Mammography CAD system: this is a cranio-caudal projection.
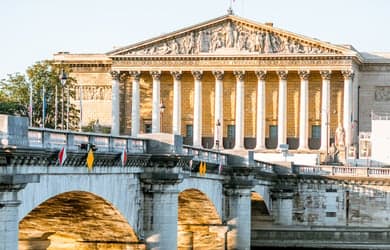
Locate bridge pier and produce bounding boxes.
[0,175,39,250]
[140,155,187,250]
[272,191,294,225]
[224,167,255,250]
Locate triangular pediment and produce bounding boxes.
[108,15,354,57]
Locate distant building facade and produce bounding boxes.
[53,13,390,153]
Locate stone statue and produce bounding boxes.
[328,142,339,163]
[224,22,235,48]
[335,123,345,148]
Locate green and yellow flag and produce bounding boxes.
[86,149,94,171]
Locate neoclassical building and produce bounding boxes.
[53,13,390,155]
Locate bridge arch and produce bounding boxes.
[178,188,226,249]
[18,172,141,235]
[19,191,144,249]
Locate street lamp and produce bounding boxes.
[216,119,221,151]
[160,101,165,132]
[59,69,67,130]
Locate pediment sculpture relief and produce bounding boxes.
[124,20,338,56]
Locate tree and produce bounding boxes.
[0,61,80,129]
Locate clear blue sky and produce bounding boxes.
[1,0,389,80]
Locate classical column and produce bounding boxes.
[298,70,310,150]
[110,71,120,136]
[192,70,203,147]
[255,70,266,150]
[213,70,224,150]
[320,70,331,151]
[277,70,288,148]
[151,71,161,133]
[171,71,182,135]
[342,70,354,148]
[233,71,245,149]
[130,71,141,137]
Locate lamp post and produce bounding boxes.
[216,119,221,151]
[160,101,165,132]
[59,69,67,130]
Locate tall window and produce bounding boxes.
[186,124,193,138]
[144,124,152,134]
[227,125,235,138]
[312,125,321,139]
[269,125,278,139]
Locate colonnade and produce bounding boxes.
[110,69,355,151]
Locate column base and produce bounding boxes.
[254,146,265,151]
[297,146,309,152]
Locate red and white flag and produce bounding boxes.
[218,162,223,174]
[121,148,127,167]
[58,147,67,166]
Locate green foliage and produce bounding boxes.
[0,61,80,129]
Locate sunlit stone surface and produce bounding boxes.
[19,191,144,250]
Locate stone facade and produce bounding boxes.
[53,14,390,154]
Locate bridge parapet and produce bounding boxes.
[182,145,227,165]
[293,165,390,178]
[28,128,146,153]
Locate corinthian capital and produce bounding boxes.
[192,70,203,80]
[277,70,288,80]
[212,70,224,80]
[150,71,161,80]
[129,71,141,81]
[298,70,310,81]
[233,70,245,81]
[255,70,267,80]
[341,70,354,80]
[320,70,332,80]
[110,70,120,80]
[171,71,182,80]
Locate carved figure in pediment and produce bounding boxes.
[263,32,273,53]
[158,42,171,55]
[196,31,204,53]
[237,31,248,51]
[255,31,264,52]
[183,32,195,54]
[270,34,283,53]
[224,21,235,48]
[171,39,180,54]
[210,32,223,52]
[247,31,256,52]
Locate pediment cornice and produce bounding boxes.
[108,14,359,58]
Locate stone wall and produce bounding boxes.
[270,179,390,227]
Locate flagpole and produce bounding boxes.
[66,86,70,130]
[42,85,45,128]
[29,80,33,126]
[55,85,58,129]
[79,85,83,132]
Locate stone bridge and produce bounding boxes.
[2,116,390,250]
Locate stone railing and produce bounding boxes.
[28,128,146,153]
[253,160,275,173]
[182,145,227,165]
[293,165,390,178]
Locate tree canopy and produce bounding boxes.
[0,61,79,129]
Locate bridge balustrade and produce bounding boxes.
[253,160,275,173]
[183,145,227,165]
[28,128,146,153]
[294,165,390,178]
